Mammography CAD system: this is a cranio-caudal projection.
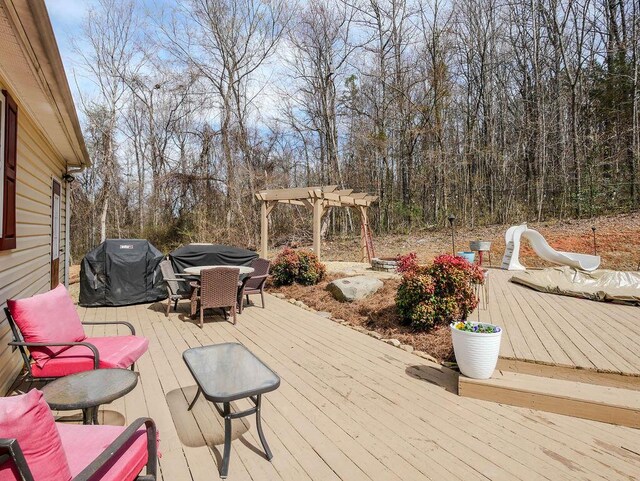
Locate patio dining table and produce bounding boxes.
[184,265,254,278]
[186,266,255,318]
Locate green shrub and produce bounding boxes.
[271,248,326,286]
[296,250,327,285]
[270,248,300,285]
[395,254,485,330]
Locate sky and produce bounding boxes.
[45,0,95,67]
[44,0,291,127]
[45,0,97,108]
[45,0,94,33]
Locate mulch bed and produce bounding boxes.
[269,275,454,362]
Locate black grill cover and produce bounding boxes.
[169,244,258,274]
[79,239,166,307]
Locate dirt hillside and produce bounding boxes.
[322,212,640,271]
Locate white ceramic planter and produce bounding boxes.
[450,323,502,379]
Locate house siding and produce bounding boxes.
[0,80,68,394]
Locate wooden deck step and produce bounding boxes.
[459,370,640,428]
[497,358,640,391]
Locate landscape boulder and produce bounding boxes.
[327,276,383,302]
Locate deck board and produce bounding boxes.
[59,291,640,480]
[249,298,639,480]
[478,269,640,376]
[244,307,566,480]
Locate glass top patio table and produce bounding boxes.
[183,343,280,478]
[183,343,280,403]
[41,368,138,424]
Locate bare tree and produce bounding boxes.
[68,0,640,258]
[73,0,138,242]
[164,0,290,242]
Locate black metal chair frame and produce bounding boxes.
[237,259,270,313]
[0,417,158,481]
[160,259,194,316]
[3,307,137,385]
[237,275,253,314]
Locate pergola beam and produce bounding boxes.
[277,199,306,206]
[301,199,314,211]
[257,185,377,259]
[256,185,338,202]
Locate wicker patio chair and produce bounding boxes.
[160,260,192,316]
[196,267,240,328]
[239,258,270,312]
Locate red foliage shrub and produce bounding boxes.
[271,248,326,286]
[395,253,485,330]
[396,252,418,273]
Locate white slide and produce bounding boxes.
[502,223,600,271]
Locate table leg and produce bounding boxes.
[237,291,243,314]
[190,284,199,319]
[82,406,98,425]
[237,276,250,314]
[188,387,202,411]
[221,402,232,479]
[255,394,273,460]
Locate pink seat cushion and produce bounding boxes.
[57,423,149,481]
[30,335,149,378]
[0,390,72,481]
[7,285,86,365]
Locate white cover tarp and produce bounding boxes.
[510,266,640,305]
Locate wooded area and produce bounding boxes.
[69,0,640,258]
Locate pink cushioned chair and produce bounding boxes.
[5,285,149,384]
[0,390,157,481]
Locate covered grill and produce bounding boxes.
[169,243,258,274]
[79,239,166,307]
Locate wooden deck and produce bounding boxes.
[475,268,640,385]
[65,295,640,480]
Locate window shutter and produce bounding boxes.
[0,89,17,250]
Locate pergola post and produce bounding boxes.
[312,198,323,259]
[359,206,368,263]
[260,201,268,258]
[255,186,377,262]
[260,201,276,258]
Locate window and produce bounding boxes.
[0,89,17,251]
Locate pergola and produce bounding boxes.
[255,185,378,262]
